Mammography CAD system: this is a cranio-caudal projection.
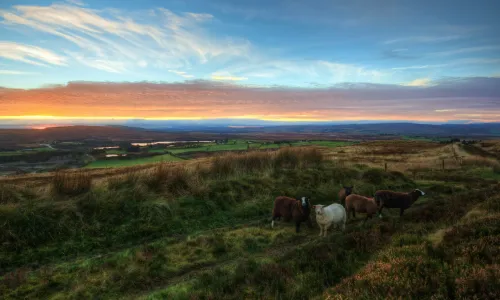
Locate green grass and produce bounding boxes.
[169,143,248,154]
[169,140,351,154]
[0,147,55,156]
[148,148,167,153]
[1,147,499,300]
[290,141,354,147]
[255,143,280,149]
[401,135,435,142]
[85,154,182,168]
[30,147,55,152]
[106,149,126,154]
[0,152,21,156]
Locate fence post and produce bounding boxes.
[384,162,387,172]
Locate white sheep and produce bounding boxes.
[314,203,346,237]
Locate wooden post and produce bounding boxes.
[385,162,388,172]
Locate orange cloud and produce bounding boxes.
[1,79,499,122]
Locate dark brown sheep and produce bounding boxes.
[338,185,354,206]
[374,189,425,217]
[345,193,378,223]
[271,196,313,233]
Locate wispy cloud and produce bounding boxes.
[169,70,194,78]
[435,109,456,112]
[213,59,387,85]
[431,46,500,57]
[212,75,248,81]
[0,41,67,66]
[382,49,419,60]
[65,0,84,6]
[0,69,38,75]
[393,58,500,71]
[392,64,446,70]
[404,78,431,87]
[383,35,463,45]
[0,3,250,73]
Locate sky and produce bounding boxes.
[0,0,499,125]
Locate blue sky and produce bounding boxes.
[1,0,499,89]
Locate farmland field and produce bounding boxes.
[85,153,182,168]
[1,140,499,299]
[105,149,127,154]
[289,140,354,147]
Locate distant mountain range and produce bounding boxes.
[0,118,480,130]
[120,119,478,130]
[120,121,500,137]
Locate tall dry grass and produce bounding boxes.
[142,162,194,195]
[51,171,92,196]
[210,151,274,176]
[461,156,500,168]
[210,147,324,177]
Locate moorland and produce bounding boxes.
[1,136,499,299]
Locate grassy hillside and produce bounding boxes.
[85,153,183,168]
[1,145,499,299]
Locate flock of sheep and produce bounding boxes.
[271,186,426,237]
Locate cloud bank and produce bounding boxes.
[1,77,499,122]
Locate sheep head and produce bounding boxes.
[313,204,325,216]
[299,196,311,208]
[343,186,354,196]
[410,189,425,202]
[414,189,425,196]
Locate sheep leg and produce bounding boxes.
[352,209,356,219]
[295,221,301,233]
[307,218,313,228]
[318,224,323,237]
[399,208,405,217]
[323,223,331,237]
[271,216,279,228]
[378,204,384,218]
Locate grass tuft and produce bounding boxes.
[51,170,92,196]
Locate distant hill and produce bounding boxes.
[1,123,499,149]
[148,122,500,137]
[0,126,221,149]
